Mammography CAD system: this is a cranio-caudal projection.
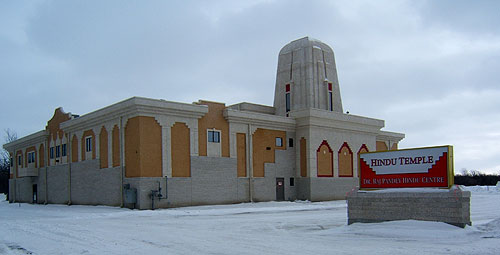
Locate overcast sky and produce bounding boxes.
[1,0,499,174]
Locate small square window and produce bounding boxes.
[85,137,92,152]
[289,138,294,147]
[208,130,220,143]
[275,137,283,147]
[50,147,54,159]
[62,144,67,157]
[290,177,295,187]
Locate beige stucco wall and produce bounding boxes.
[171,122,191,177]
[252,128,286,177]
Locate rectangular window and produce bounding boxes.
[289,138,294,148]
[10,157,13,167]
[56,145,61,158]
[328,83,333,111]
[208,131,213,142]
[208,130,220,143]
[62,144,67,157]
[50,147,54,159]
[275,137,283,147]
[85,137,92,152]
[285,93,290,112]
[290,177,295,187]
[329,91,333,111]
[18,155,22,166]
[28,151,35,164]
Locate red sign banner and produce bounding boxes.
[359,146,454,189]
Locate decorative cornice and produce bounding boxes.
[61,97,208,131]
[290,108,385,134]
[376,130,405,142]
[2,130,47,151]
[224,109,296,131]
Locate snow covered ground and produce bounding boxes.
[1,186,499,255]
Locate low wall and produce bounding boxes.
[347,187,471,228]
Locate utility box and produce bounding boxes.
[124,187,137,204]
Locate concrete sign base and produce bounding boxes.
[347,186,471,228]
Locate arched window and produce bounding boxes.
[317,140,333,177]
[338,142,353,177]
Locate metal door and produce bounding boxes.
[276,178,285,201]
[32,184,37,204]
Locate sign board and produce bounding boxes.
[359,145,454,189]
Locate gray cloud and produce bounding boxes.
[1,0,499,173]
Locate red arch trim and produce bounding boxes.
[338,142,353,154]
[358,144,369,154]
[317,140,333,153]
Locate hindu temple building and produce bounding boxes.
[4,37,404,209]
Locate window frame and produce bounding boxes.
[328,82,333,111]
[85,136,92,152]
[275,137,283,147]
[285,84,291,113]
[207,130,221,143]
[329,92,333,111]
[28,151,35,164]
[285,93,291,112]
[56,145,61,158]
[61,144,67,157]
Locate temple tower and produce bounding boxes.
[273,37,343,116]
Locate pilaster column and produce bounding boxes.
[105,124,114,168]
[93,127,100,159]
[156,116,172,178]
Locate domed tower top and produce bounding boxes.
[273,37,343,116]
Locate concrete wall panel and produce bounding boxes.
[310,177,358,201]
[70,160,121,206]
[47,164,69,204]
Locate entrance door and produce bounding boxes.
[32,184,37,204]
[276,178,285,201]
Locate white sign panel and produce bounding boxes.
[360,146,448,175]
